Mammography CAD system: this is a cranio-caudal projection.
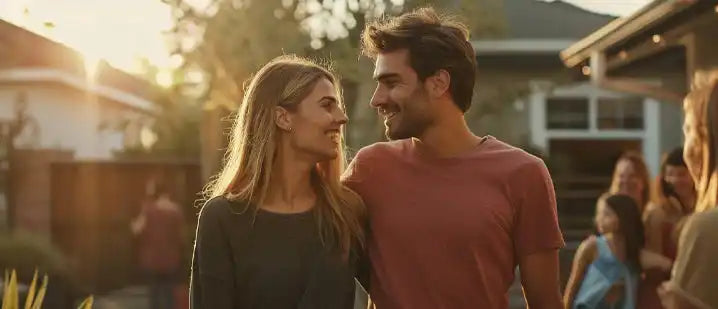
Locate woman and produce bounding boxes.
[609,151,651,214]
[190,55,366,309]
[637,147,696,308]
[563,193,644,309]
[658,78,718,308]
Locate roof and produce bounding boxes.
[504,0,617,39]
[473,0,617,55]
[559,0,708,67]
[0,18,158,112]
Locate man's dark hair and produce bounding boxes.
[361,7,477,113]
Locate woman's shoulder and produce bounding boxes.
[683,208,718,236]
[644,202,669,218]
[199,196,252,220]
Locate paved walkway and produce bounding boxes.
[94,286,149,309]
[95,277,528,309]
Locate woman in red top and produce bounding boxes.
[638,148,695,308]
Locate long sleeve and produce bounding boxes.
[190,198,236,308]
[669,209,718,309]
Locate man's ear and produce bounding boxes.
[274,106,293,132]
[426,69,451,99]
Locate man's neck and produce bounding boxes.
[414,115,480,158]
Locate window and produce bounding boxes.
[597,97,644,130]
[546,98,589,129]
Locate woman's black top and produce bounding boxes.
[190,196,358,309]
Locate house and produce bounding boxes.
[560,0,718,106]
[557,0,718,242]
[0,18,158,233]
[0,19,157,158]
[468,1,685,230]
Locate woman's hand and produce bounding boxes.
[658,281,700,309]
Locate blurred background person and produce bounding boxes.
[609,152,652,215]
[638,147,695,308]
[131,178,187,309]
[563,193,644,309]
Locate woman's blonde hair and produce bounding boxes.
[609,151,651,213]
[684,76,718,213]
[203,55,365,255]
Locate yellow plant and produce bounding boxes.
[1,269,93,309]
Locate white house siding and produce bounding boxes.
[527,81,683,177]
[659,100,684,155]
[0,83,149,159]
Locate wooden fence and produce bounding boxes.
[50,160,202,293]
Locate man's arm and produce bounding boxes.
[520,249,562,309]
[512,159,565,309]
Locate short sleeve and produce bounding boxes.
[512,160,565,257]
[190,197,236,308]
[670,210,718,309]
[342,147,373,197]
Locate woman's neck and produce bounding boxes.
[264,147,316,213]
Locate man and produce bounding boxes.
[343,7,564,309]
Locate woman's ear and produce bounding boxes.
[274,106,293,132]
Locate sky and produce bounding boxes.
[0,0,654,81]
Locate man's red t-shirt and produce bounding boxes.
[343,137,564,309]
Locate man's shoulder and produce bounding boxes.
[482,137,545,169]
[352,139,408,160]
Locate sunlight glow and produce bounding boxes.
[83,55,100,85]
[140,125,158,149]
[0,0,175,74]
[155,70,174,88]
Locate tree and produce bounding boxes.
[161,0,505,178]
[112,58,202,160]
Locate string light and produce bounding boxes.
[652,34,662,43]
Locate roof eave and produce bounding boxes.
[560,0,695,67]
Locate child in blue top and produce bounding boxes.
[563,194,644,309]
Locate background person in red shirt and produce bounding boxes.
[343,7,565,309]
[131,179,186,309]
